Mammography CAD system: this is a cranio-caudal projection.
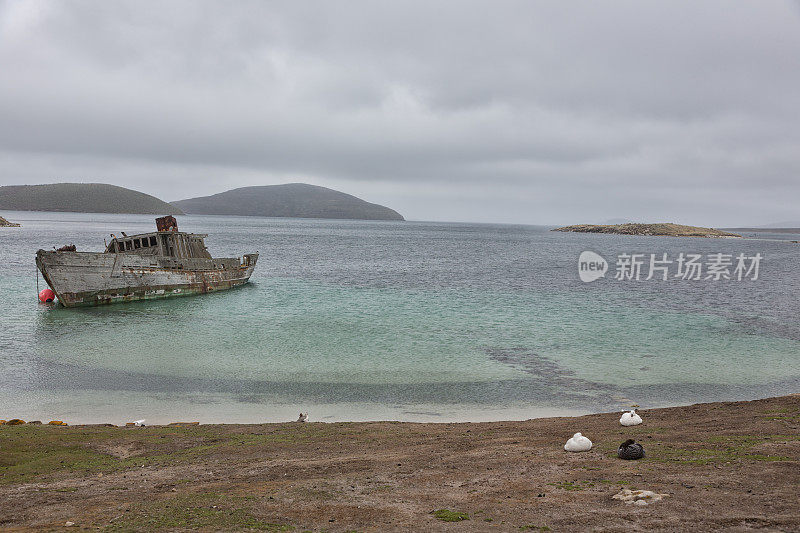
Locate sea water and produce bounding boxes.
[1,211,798,423]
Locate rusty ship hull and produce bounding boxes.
[35,216,258,307]
[36,251,258,307]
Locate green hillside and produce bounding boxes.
[0,183,183,215]
[173,183,404,221]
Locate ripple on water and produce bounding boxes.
[1,212,799,421]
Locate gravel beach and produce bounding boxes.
[1,394,798,531]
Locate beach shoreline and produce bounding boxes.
[0,394,593,426]
[1,394,798,531]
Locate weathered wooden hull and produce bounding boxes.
[36,250,258,307]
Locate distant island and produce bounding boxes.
[0,215,20,227]
[172,183,404,221]
[0,183,184,215]
[553,223,742,238]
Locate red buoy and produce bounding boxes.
[38,288,55,303]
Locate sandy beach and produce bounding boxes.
[1,394,798,531]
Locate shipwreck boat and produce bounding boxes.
[35,216,258,307]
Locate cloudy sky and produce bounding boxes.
[1,1,799,225]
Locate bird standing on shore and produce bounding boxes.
[296,412,307,422]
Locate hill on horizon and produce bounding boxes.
[0,183,184,215]
[172,183,404,221]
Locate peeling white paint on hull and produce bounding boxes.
[36,250,258,307]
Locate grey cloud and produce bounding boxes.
[1,0,799,225]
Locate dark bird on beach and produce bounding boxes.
[618,439,645,460]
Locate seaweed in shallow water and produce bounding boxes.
[485,346,617,401]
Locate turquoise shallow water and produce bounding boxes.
[1,211,799,423]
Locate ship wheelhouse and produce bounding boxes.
[105,231,212,259]
[104,215,212,259]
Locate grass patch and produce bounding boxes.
[105,492,292,531]
[432,509,469,522]
[546,480,594,491]
[705,434,799,444]
[761,408,800,421]
[291,487,339,501]
[763,407,797,414]
[0,423,359,485]
[0,433,144,485]
[648,435,798,465]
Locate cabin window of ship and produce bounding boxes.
[125,240,132,251]
[134,239,141,249]
[149,236,157,247]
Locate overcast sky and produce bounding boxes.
[1,1,799,225]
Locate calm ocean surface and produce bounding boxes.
[1,210,799,424]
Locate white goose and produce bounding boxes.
[619,409,642,426]
[564,432,592,452]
